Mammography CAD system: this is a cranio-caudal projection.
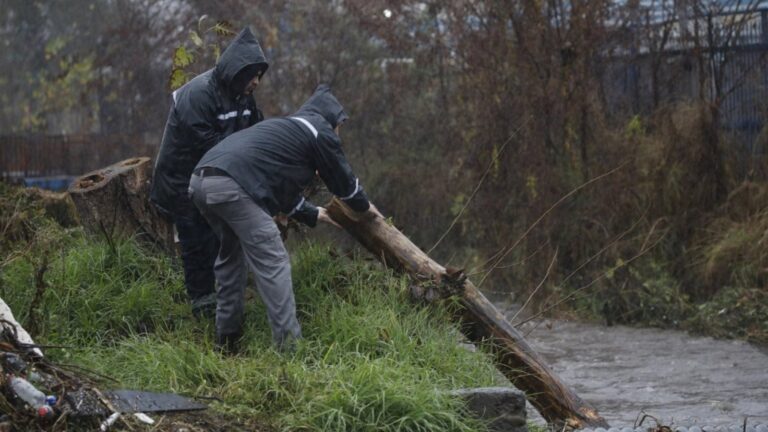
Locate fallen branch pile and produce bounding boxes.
[0,298,209,431]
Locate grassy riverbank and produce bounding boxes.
[568,267,768,345]
[0,185,503,431]
[564,191,768,345]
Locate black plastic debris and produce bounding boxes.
[105,390,207,414]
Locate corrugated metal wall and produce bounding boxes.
[0,134,157,181]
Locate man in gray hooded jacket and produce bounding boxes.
[151,28,268,318]
[190,85,378,352]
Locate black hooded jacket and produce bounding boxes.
[195,85,370,227]
[150,27,269,215]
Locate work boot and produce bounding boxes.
[192,303,216,321]
[191,293,217,321]
[276,332,300,354]
[215,331,243,356]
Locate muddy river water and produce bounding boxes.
[508,317,768,426]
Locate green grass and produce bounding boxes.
[0,224,502,431]
[567,257,767,344]
[684,286,768,343]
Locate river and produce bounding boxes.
[510,317,768,427]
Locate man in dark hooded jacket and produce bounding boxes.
[189,85,378,352]
[151,28,269,318]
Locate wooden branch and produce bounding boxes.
[326,198,608,428]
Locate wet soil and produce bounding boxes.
[128,410,273,432]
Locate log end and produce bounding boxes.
[574,408,610,429]
[71,172,108,192]
[119,157,145,168]
[69,157,152,194]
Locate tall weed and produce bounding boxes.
[1,211,501,431]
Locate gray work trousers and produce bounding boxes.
[189,173,301,347]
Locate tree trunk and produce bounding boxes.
[68,157,175,254]
[326,198,608,429]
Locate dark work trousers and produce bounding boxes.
[189,172,301,348]
[172,196,219,314]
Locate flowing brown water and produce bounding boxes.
[511,318,768,427]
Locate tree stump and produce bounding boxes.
[326,198,608,429]
[68,157,175,254]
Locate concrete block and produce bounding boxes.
[450,387,527,432]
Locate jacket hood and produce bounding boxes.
[214,27,268,93]
[293,84,349,129]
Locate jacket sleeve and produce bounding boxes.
[248,101,265,127]
[178,93,224,154]
[286,197,319,227]
[314,131,370,212]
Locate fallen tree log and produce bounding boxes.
[326,198,608,429]
[68,157,175,254]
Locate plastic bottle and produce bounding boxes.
[7,375,54,419]
[1,353,28,374]
[99,412,121,431]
